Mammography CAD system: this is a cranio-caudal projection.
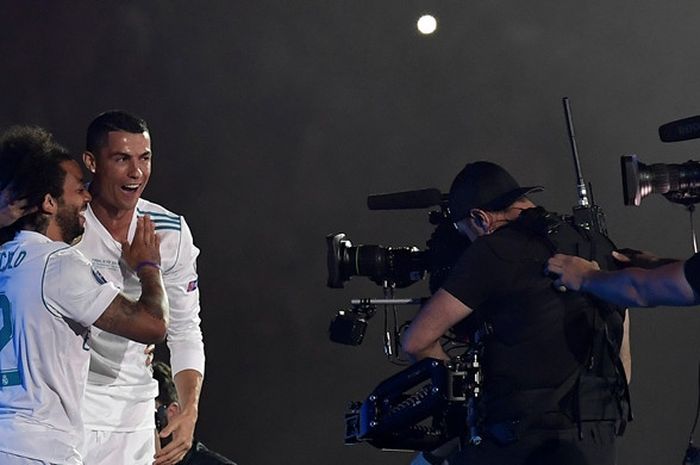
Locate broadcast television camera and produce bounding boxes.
[621,114,700,207]
[325,189,469,347]
[621,155,700,206]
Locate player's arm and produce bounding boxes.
[93,268,168,344]
[155,217,204,465]
[546,254,697,307]
[402,289,474,362]
[93,216,169,344]
[154,370,203,465]
[173,369,202,423]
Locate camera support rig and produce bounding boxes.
[345,344,486,451]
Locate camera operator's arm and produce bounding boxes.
[621,309,631,383]
[612,249,680,269]
[546,254,698,307]
[402,289,473,362]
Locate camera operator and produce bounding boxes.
[402,161,631,465]
[546,249,700,307]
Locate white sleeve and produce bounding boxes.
[165,217,205,377]
[42,248,121,327]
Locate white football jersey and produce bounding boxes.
[75,199,205,431]
[0,231,120,464]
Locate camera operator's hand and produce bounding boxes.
[545,254,600,292]
[121,216,161,272]
[613,248,680,269]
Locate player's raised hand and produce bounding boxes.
[121,215,161,272]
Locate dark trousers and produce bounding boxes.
[447,422,617,465]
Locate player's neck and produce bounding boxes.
[25,223,57,242]
[89,199,136,243]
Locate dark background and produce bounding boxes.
[1,1,699,464]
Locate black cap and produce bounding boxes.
[449,161,543,222]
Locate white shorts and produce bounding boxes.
[82,429,155,465]
[0,451,60,465]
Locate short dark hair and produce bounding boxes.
[152,361,179,406]
[85,110,149,155]
[0,126,72,240]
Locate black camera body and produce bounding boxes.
[326,211,469,292]
[326,205,469,347]
[329,309,371,346]
[154,404,172,447]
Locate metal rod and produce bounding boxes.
[562,97,590,207]
[350,298,425,306]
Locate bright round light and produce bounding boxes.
[417,14,437,35]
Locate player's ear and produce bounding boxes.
[83,151,97,174]
[41,193,57,214]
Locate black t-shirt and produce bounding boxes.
[442,221,624,420]
[684,252,700,294]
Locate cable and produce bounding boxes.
[689,361,700,445]
[689,205,698,254]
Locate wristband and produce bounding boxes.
[135,260,161,274]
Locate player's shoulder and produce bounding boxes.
[136,198,185,233]
[49,242,93,265]
[44,244,99,286]
[5,232,72,258]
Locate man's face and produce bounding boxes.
[56,160,91,243]
[90,130,152,212]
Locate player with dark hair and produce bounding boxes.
[0,191,36,230]
[0,126,60,234]
[152,362,237,465]
[77,110,205,465]
[85,110,149,156]
[0,125,169,465]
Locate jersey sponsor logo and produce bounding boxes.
[187,279,198,292]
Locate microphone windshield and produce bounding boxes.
[659,115,700,142]
[367,188,443,210]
